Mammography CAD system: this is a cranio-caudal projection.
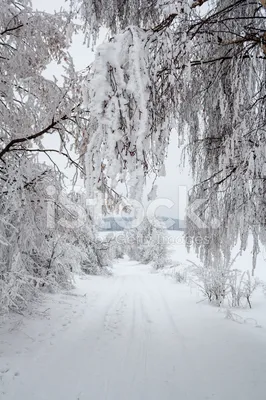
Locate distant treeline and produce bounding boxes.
[99,217,185,231]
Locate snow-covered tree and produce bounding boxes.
[81,0,266,271]
[0,158,79,312]
[105,233,125,260]
[0,1,89,163]
[72,225,114,275]
[0,1,89,313]
[125,218,169,269]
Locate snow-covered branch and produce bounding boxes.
[81,0,266,269]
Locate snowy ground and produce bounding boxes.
[1,233,266,399]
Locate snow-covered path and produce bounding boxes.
[1,259,266,400]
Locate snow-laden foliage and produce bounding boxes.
[76,229,114,275]
[0,158,78,313]
[83,25,174,199]
[105,233,125,260]
[0,1,88,163]
[73,0,160,43]
[62,191,117,276]
[183,1,266,272]
[82,0,266,270]
[188,257,260,308]
[125,218,169,269]
[0,1,100,314]
[0,155,116,313]
[163,263,189,283]
[0,0,89,177]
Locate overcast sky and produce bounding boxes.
[33,0,193,219]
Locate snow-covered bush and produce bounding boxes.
[228,270,260,309]
[174,269,188,284]
[105,233,125,260]
[261,281,266,297]
[152,229,169,270]
[188,256,260,308]
[114,242,125,259]
[125,218,169,269]
[80,236,113,276]
[188,260,228,306]
[163,263,188,283]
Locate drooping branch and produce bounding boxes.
[0,107,79,162]
[0,23,24,36]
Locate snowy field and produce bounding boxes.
[0,232,266,400]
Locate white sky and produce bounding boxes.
[33,0,193,219]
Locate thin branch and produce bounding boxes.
[0,106,79,161]
[11,147,84,174]
[152,0,209,33]
[0,23,24,35]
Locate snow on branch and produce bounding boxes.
[83,25,179,198]
[82,0,266,269]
